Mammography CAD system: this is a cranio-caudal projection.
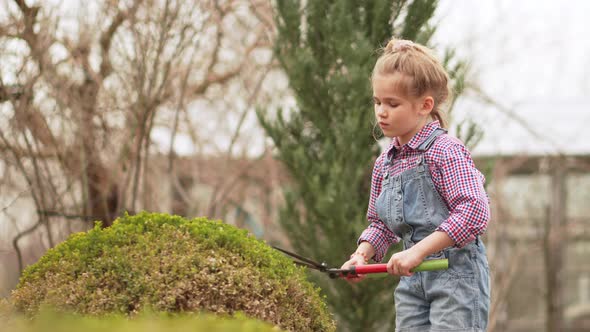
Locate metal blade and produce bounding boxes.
[272,245,326,271]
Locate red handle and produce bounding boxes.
[353,264,388,274]
[344,259,448,277]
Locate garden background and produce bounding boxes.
[1,0,589,331]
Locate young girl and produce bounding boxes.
[341,38,491,332]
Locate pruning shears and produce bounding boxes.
[273,246,449,279]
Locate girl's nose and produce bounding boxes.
[376,105,386,117]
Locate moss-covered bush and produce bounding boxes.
[11,212,335,331]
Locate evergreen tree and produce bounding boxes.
[259,1,471,330]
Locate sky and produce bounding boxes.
[4,0,589,157]
[433,0,590,156]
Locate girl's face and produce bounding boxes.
[372,72,432,145]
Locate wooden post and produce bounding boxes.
[545,157,567,332]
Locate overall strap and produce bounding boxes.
[416,127,448,152]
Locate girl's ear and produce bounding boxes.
[419,96,435,115]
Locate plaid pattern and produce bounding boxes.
[358,121,490,262]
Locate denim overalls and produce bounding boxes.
[376,128,490,332]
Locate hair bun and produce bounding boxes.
[385,38,415,53]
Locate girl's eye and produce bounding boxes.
[389,103,399,107]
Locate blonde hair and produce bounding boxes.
[371,37,451,128]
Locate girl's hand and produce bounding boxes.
[386,247,426,277]
[340,254,368,284]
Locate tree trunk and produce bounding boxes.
[79,81,118,227]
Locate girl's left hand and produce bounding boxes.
[386,247,425,277]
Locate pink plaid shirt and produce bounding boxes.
[358,121,490,262]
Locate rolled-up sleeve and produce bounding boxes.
[357,155,399,262]
[434,143,490,247]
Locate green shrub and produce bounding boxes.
[11,212,335,331]
[6,310,280,332]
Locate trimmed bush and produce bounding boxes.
[11,212,335,331]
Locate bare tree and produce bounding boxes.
[0,0,277,276]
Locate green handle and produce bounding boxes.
[411,259,448,272]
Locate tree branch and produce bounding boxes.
[0,84,25,102]
[99,0,142,78]
[1,190,28,215]
[13,218,42,273]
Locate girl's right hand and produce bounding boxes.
[340,254,368,284]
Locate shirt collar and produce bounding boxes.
[386,121,441,157]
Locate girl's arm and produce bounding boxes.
[410,231,454,257]
[387,231,454,276]
[356,240,376,260]
[433,142,490,247]
[343,154,398,284]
